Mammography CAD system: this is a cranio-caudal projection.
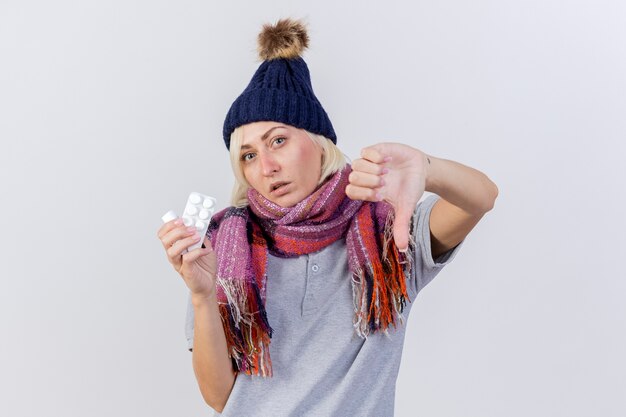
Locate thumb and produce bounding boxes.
[392,207,413,252]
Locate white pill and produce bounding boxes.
[199,209,210,220]
[190,194,202,204]
[161,210,178,223]
[186,206,198,216]
[183,217,193,226]
[203,198,215,209]
[195,220,206,230]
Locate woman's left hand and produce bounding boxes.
[346,143,429,252]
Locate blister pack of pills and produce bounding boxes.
[161,192,217,253]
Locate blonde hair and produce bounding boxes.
[228,125,347,207]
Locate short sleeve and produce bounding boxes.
[185,291,195,352]
[407,194,464,297]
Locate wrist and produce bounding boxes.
[424,154,439,193]
[191,290,217,307]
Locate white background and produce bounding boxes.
[1,1,625,416]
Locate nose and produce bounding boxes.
[259,151,280,176]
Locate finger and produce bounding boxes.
[345,184,383,202]
[351,158,389,175]
[157,218,183,239]
[360,145,392,164]
[348,170,385,189]
[167,233,202,261]
[182,238,214,263]
[392,208,412,252]
[161,225,197,250]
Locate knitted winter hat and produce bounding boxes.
[222,18,337,149]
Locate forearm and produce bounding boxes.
[191,293,236,412]
[424,155,499,214]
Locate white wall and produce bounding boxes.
[1,0,624,416]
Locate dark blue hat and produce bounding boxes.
[222,19,337,150]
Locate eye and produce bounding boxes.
[241,152,256,162]
[272,136,286,146]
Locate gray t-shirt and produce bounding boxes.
[185,194,464,416]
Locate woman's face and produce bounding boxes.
[240,121,323,208]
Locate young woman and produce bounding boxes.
[157,18,498,416]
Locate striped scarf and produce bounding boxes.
[207,165,413,377]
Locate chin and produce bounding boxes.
[270,193,303,208]
[273,198,298,208]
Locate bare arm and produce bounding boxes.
[191,292,237,413]
[425,155,499,258]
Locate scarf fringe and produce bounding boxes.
[352,210,414,339]
[217,277,274,377]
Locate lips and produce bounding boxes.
[270,181,290,194]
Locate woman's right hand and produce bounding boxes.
[157,219,218,299]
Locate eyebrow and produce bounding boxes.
[240,126,286,151]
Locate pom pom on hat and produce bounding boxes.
[257,18,309,60]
